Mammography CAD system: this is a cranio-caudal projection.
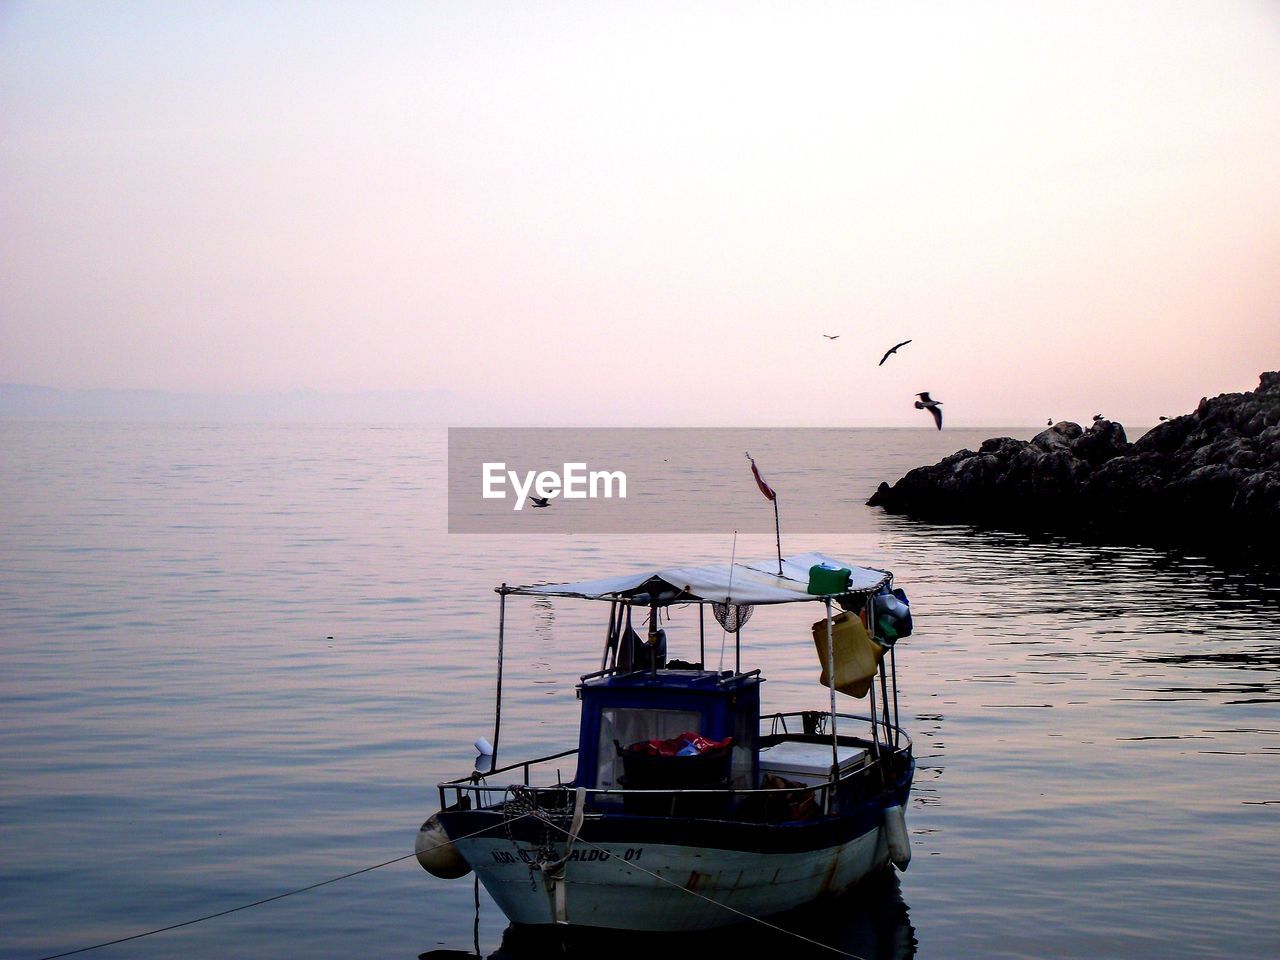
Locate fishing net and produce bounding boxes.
[504,785,573,889]
[712,602,754,632]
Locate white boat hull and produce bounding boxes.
[455,826,891,930]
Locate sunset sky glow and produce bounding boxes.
[3,1,1278,426]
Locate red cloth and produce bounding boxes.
[628,732,734,757]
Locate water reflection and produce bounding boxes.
[529,599,559,696]
[531,599,555,643]
[8,423,1280,960]
[419,868,915,960]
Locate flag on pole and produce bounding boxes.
[746,453,776,501]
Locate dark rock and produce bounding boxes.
[1070,419,1131,466]
[979,436,1027,458]
[1031,448,1091,499]
[867,481,893,507]
[1234,471,1280,523]
[1030,422,1082,451]
[1133,415,1194,455]
[866,371,1280,558]
[953,453,1004,495]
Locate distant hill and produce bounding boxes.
[0,383,482,422]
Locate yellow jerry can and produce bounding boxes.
[811,611,884,698]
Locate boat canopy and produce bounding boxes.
[503,552,890,605]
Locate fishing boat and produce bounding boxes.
[415,551,915,932]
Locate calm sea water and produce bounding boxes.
[1,422,1277,960]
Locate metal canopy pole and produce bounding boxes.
[648,601,659,677]
[699,603,705,668]
[824,597,838,815]
[868,674,880,758]
[492,585,508,769]
[878,660,893,745]
[866,600,882,762]
[601,599,618,671]
[890,645,901,749]
[876,592,893,745]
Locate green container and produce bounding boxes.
[807,563,851,595]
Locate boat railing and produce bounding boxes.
[761,709,911,752]
[438,776,874,822]
[437,710,911,814]
[438,747,579,809]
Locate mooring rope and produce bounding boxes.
[32,808,877,960]
[30,815,532,960]
[532,812,870,960]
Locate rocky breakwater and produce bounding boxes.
[868,371,1280,557]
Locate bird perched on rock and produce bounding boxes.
[1093,414,1104,422]
[914,392,943,430]
[879,339,912,365]
[528,496,550,508]
[1047,418,1053,426]
[1159,416,1169,421]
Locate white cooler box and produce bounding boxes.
[757,740,869,802]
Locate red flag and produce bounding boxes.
[747,453,776,501]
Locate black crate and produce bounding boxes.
[618,746,731,790]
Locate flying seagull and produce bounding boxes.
[878,339,912,366]
[823,334,840,340]
[914,392,943,430]
[528,496,550,508]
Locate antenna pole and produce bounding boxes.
[699,603,705,668]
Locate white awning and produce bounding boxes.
[503,552,891,605]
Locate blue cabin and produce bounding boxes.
[574,669,762,795]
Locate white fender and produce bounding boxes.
[415,813,471,879]
[883,803,911,871]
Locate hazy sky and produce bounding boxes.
[3,1,1278,426]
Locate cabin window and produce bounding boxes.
[595,707,701,789]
